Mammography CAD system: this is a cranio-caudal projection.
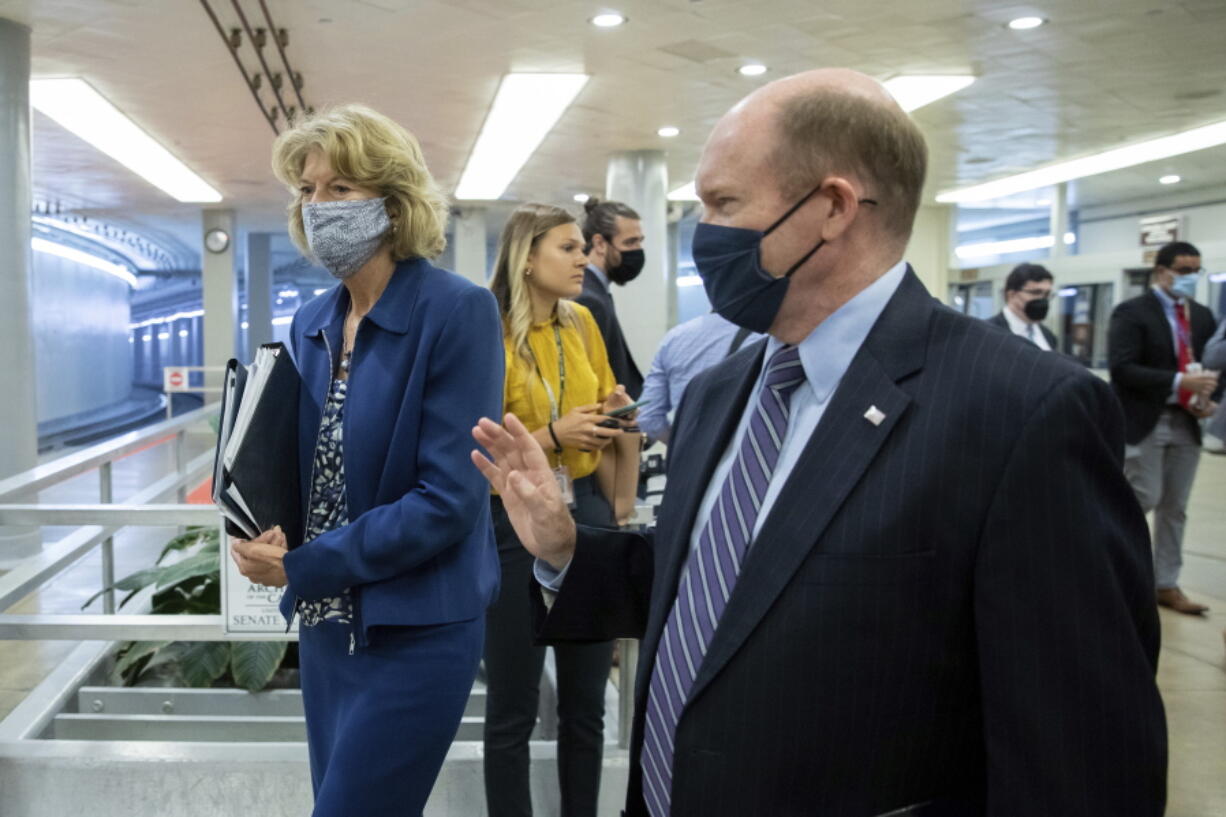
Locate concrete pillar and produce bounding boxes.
[1050,182,1069,258]
[905,204,955,300]
[453,207,488,285]
[606,151,669,371]
[246,232,273,352]
[0,18,41,564]
[201,210,236,401]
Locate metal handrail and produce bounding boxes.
[0,404,217,502]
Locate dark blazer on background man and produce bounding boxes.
[1108,288,1216,445]
[537,269,1166,817]
[281,258,504,646]
[576,266,644,398]
[986,309,1059,350]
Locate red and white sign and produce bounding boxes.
[164,368,186,391]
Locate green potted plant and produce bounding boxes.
[85,526,295,692]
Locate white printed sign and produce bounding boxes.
[220,527,298,636]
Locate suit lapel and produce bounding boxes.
[683,269,932,707]
[1142,290,1177,364]
[636,342,766,692]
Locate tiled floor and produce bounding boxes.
[1,432,1224,812]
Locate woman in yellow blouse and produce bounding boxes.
[483,202,639,817]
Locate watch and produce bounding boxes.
[204,228,230,254]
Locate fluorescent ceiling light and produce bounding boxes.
[590,13,626,28]
[178,329,189,338]
[278,288,300,297]
[668,181,699,201]
[1008,16,1046,30]
[677,274,703,288]
[883,75,975,113]
[455,73,589,200]
[657,126,680,138]
[271,316,294,326]
[129,308,204,329]
[32,237,137,286]
[30,78,221,203]
[1209,272,1226,283]
[955,232,1075,260]
[739,64,768,77]
[1159,174,1182,185]
[313,287,329,295]
[937,119,1226,203]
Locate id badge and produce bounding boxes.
[553,465,576,509]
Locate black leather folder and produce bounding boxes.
[212,343,303,549]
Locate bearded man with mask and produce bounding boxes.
[987,263,1058,350]
[473,68,1165,817]
[578,198,646,398]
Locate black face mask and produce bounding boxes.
[1023,297,1050,322]
[605,246,645,285]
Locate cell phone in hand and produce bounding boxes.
[605,399,650,418]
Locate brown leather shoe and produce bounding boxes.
[1156,587,1209,615]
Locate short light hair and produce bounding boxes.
[769,88,928,247]
[489,203,580,368]
[271,104,448,260]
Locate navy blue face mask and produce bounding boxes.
[692,185,876,333]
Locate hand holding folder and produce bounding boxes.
[212,343,304,550]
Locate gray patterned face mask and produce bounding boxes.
[301,196,391,279]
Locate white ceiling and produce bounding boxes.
[3,0,1226,265]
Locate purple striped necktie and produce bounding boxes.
[640,344,805,817]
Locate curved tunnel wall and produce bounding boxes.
[31,250,133,424]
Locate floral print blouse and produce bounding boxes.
[296,377,353,626]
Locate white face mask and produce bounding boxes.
[301,197,390,279]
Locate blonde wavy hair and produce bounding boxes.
[271,104,448,260]
[489,203,580,368]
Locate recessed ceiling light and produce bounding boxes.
[738,64,768,77]
[936,119,1226,203]
[30,78,222,203]
[590,12,626,28]
[455,73,590,200]
[1007,16,1046,30]
[882,75,975,113]
[1159,174,1182,184]
[657,126,680,138]
[573,193,590,203]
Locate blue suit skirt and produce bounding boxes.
[298,616,484,816]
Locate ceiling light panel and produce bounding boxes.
[455,73,590,200]
[30,78,222,203]
[883,75,975,113]
[937,119,1226,203]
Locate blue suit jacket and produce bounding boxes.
[280,258,504,645]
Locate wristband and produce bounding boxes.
[548,421,563,454]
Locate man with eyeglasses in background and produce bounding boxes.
[988,262,1059,350]
[1109,240,1219,615]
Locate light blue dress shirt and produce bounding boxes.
[588,263,610,290]
[1151,285,1188,400]
[537,261,908,588]
[638,313,762,443]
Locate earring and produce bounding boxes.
[524,269,532,277]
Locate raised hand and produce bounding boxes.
[472,413,577,570]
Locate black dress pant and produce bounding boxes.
[483,476,616,817]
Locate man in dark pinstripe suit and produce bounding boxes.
[474,68,1166,817]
